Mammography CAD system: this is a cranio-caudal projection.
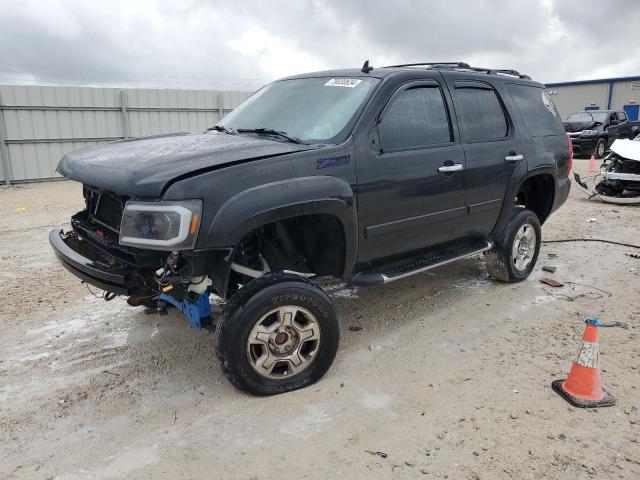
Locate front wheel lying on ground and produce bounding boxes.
[484,207,541,283]
[215,273,340,396]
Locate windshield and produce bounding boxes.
[219,77,379,143]
[566,111,608,124]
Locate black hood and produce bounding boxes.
[57,132,315,197]
[564,120,597,133]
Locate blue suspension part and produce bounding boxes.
[154,292,211,330]
[585,318,627,328]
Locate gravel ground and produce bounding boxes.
[1,160,639,480]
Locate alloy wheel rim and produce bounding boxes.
[511,223,537,271]
[246,306,321,379]
[598,142,605,157]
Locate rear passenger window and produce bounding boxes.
[379,86,451,150]
[455,87,508,141]
[619,111,627,122]
[508,84,565,136]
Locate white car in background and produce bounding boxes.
[574,137,640,204]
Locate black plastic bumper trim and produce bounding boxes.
[49,229,131,295]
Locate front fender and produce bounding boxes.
[203,176,358,278]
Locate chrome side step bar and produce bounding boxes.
[351,240,493,286]
[381,241,493,283]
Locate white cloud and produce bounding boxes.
[0,0,637,89]
[227,25,327,79]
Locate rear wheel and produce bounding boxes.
[595,138,606,159]
[215,273,339,396]
[484,208,541,283]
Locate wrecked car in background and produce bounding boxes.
[564,110,636,159]
[50,61,571,395]
[575,136,640,204]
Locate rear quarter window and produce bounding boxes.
[508,84,565,137]
[454,86,508,142]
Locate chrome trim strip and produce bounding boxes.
[438,163,464,172]
[468,198,502,213]
[602,171,640,182]
[365,206,467,238]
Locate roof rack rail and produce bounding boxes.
[464,66,531,80]
[384,62,470,69]
[382,62,530,80]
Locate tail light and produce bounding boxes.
[566,134,574,175]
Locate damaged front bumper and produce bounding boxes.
[49,228,138,295]
[574,172,640,205]
[51,227,218,329]
[50,211,235,307]
[573,139,640,204]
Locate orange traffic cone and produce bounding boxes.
[588,154,598,172]
[552,319,615,408]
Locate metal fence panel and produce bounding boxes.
[0,85,254,184]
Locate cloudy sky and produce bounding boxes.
[0,0,638,91]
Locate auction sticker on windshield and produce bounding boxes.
[325,78,362,88]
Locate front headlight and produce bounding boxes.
[119,200,202,250]
[581,129,598,137]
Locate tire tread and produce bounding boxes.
[214,273,337,395]
[484,207,541,283]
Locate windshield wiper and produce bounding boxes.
[236,128,304,144]
[206,125,236,135]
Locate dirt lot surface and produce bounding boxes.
[1,160,639,480]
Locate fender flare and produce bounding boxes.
[491,166,556,237]
[204,176,358,279]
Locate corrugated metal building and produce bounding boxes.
[0,85,253,184]
[6,77,636,184]
[545,75,640,121]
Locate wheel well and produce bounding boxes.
[516,174,555,224]
[234,214,346,277]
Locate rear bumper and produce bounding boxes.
[552,176,571,214]
[49,229,133,295]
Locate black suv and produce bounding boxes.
[564,110,635,158]
[50,62,571,395]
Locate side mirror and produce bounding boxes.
[609,119,618,126]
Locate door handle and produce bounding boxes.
[504,154,524,163]
[438,163,464,173]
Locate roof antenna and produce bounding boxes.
[361,60,373,73]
